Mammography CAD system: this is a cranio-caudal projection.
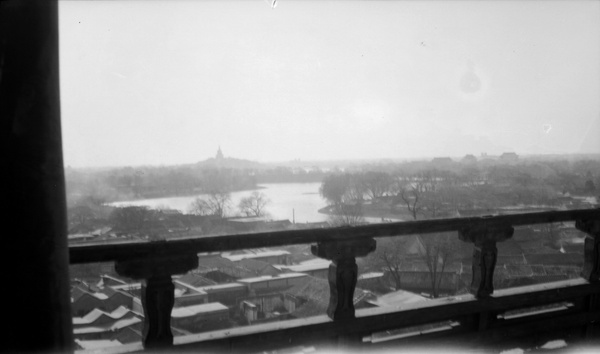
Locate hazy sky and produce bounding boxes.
[59,0,600,167]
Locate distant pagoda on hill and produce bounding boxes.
[197,147,261,169]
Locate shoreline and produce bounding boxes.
[89,186,268,206]
[317,203,409,221]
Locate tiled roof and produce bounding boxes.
[73,306,135,326]
[113,326,142,344]
[525,253,582,266]
[73,317,142,334]
[276,259,331,273]
[504,264,533,277]
[285,276,370,311]
[529,265,546,276]
[222,250,290,262]
[238,273,307,284]
[237,259,281,276]
[497,255,526,265]
[71,286,87,302]
[368,289,428,307]
[176,273,217,288]
[171,303,228,318]
[74,339,122,350]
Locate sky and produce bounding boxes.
[58,0,600,168]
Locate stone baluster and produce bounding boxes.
[115,253,198,350]
[575,219,600,339]
[311,238,376,320]
[459,224,514,298]
[576,219,600,282]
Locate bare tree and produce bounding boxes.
[188,192,231,218]
[188,197,212,216]
[320,173,351,207]
[361,171,393,200]
[238,191,270,217]
[320,173,366,207]
[419,232,457,298]
[373,237,411,290]
[327,202,365,226]
[397,183,459,297]
[401,185,422,220]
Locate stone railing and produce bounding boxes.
[70,208,600,352]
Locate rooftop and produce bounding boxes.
[73,317,142,335]
[367,289,429,307]
[72,306,134,325]
[237,273,307,284]
[171,303,228,318]
[222,250,290,262]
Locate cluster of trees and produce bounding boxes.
[188,191,270,219]
[321,157,600,298]
[319,171,395,205]
[65,165,258,205]
[109,205,160,234]
[94,190,272,240]
[321,159,600,223]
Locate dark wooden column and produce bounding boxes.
[312,238,376,320]
[115,254,198,350]
[1,1,74,352]
[459,224,514,298]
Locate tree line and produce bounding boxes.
[319,158,600,298]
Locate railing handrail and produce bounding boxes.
[69,208,600,264]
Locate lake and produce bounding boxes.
[109,182,399,224]
[110,183,329,223]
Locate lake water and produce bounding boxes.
[109,182,399,224]
[110,183,329,223]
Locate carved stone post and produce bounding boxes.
[575,219,600,339]
[459,224,513,298]
[312,238,376,320]
[576,219,600,282]
[115,253,198,350]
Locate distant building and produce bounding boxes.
[237,258,282,277]
[197,147,261,169]
[357,272,386,292]
[237,273,308,294]
[171,302,230,333]
[239,293,297,324]
[75,339,123,351]
[71,286,135,317]
[72,306,142,341]
[385,261,463,296]
[221,249,291,265]
[285,276,373,318]
[275,258,331,279]
[176,282,247,307]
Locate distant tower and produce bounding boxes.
[216,146,224,160]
